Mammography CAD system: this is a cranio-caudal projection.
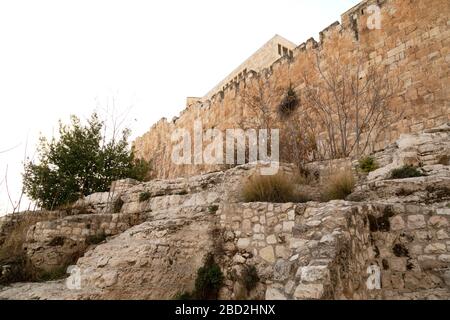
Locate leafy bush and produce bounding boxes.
[194,254,224,300]
[278,85,299,117]
[242,265,259,291]
[242,173,305,203]
[139,191,151,202]
[322,169,356,201]
[390,165,425,179]
[358,156,379,173]
[23,113,152,210]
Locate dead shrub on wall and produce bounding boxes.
[297,37,402,159]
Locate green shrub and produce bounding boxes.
[390,165,425,179]
[242,265,259,291]
[242,173,304,203]
[23,113,152,210]
[358,156,379,173]
[194,254,224,300]
[322,169,356,201]
[139,191,151,202]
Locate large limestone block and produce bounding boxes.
[294,284,324,300]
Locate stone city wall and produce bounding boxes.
[133,0,450,179]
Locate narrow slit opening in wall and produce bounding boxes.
[278,44,282,55]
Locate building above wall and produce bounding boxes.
[202,34,297,101]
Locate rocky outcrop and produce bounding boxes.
[24,212,146,273]
[350,123,450,205]
[0,126,449,300]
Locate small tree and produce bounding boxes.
[301,50,402,159]
[23,113,151,209]
[240,70,283,131]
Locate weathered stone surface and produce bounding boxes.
[260,246,275,263]
[237,238,250,250]
[1,120,450,301]
[424,243,447,254]
[390,216,405,231]
[273,260,292,281]
[298,266,329,283]
[266,235,277,245]
[408,215,427,230]
[265,286,287,300]
[294,284,324,300]
[429,216,449,228]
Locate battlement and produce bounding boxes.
[134,0,450,179]
[203,34,296,101]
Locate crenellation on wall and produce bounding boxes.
[134,0,450,179]
[319,21,342,44]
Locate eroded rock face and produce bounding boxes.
[351,123,450,204]
[24,212,146,273]
[0,125,449,300]
[73,209,215,299]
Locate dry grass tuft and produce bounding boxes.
[321,169,356,201]
[242,173,308,203]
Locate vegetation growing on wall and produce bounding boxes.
[278,85,299,117]
[390,165,425,179]
[139,192,151,202]
[174,253,224,300]
[321,169,355,201]
[358,156,379,173]
[242,265,259,291]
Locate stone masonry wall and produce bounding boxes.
[218,201,450,300]
[134,0,450,180]
[0,126,449,300]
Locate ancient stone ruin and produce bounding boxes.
[133,0,450,180]
[0,123,449,300]
[0,0,449,300]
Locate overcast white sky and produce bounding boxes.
[0,0,360,215]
